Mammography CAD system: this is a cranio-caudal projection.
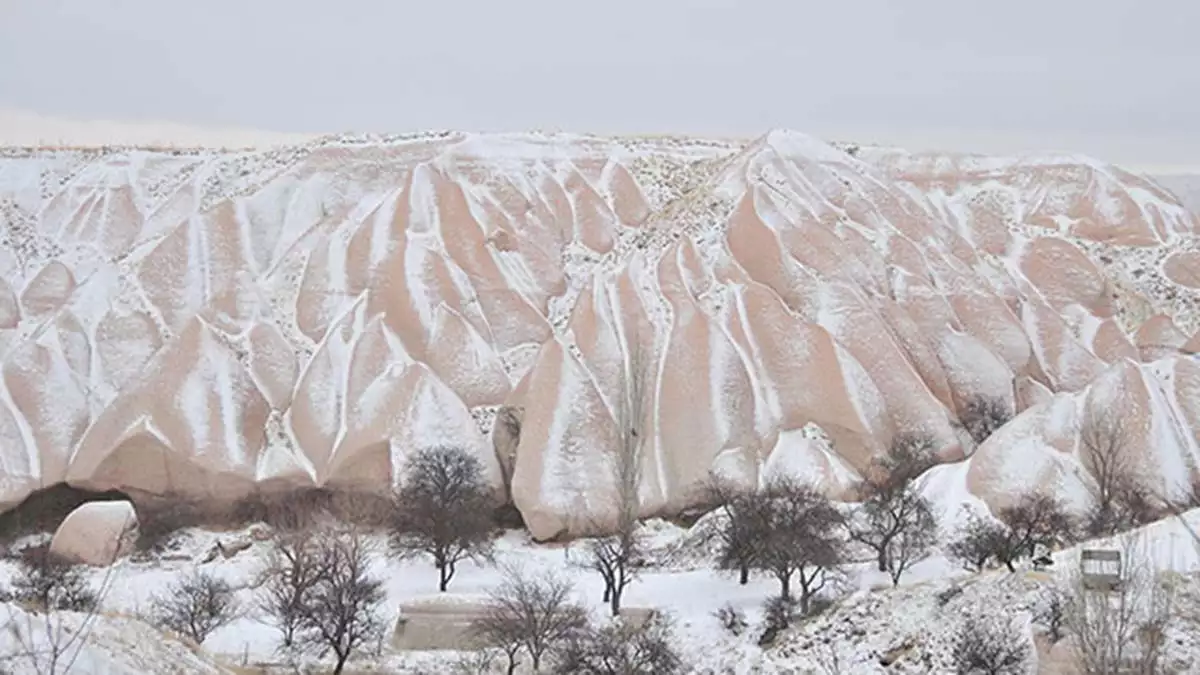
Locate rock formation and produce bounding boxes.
[0,132,1197,539]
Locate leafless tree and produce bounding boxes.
[951,613,1031,675]
[992,493,1076,572]
[750,478,845,614]
[851,486,937,582]
[469,566,588,675]
[290,526,386,675]
[552,613,683,675]
[149,568,240,644]
[948,515,1006,573]
[701,474,763,585]
[257,529,327,651]
[588,320,648,617]
[1067,536,1173,675]
[960,396,1013,446]
[884,506,937,586]
[1079,406,1161,537]
[851,435,938,575]
[392,445,497,592]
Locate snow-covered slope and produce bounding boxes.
[1,131,1198,538]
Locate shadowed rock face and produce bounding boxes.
[1,131,1198,539]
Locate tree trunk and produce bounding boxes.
[603,583,611,602]
[877,548,887,572]
[333,649,349,675]
[739,564,749,585]
[779,573,791,600]
[507,653,520,675]
[439,562,450,592]
[610,588,621,616]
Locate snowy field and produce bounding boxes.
[4,504,1200,674]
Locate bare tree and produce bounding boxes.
[588,319,648,617]
[1066,537,1174,675]
[702,475,763,585]
[851,435,937,574]
[951,613,1031,675]
[1079,406,1160,536]
[884,505,937,586]
[257,530,327,651]
[750,478,845,614]
[392,445,497,592]
[948,515,1006,573]
[149,569,240,644]
[469,566,588,675]
[290,526,386,675]
[850,486,937,582]
[960,396,1013,446]
[1035,586,1069,645]
[552,613,683,675]
[998,494,1075,570]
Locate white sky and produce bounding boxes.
[2,0,1198,169]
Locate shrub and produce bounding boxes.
[552,613,684,674]
[713,603,747,636]
[150,569,240,644]
[758,595,798,647]
[10,547,98,612]
[952,614,1031,675]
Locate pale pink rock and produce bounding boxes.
[1135,314,1190,361]
[20,261,75,318]
[1162,251,1200,289]
[0,278,19,329]
[248,322,298,410]
[1,132,1197,533]
[49,500,138,566]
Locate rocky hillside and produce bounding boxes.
[0,132,1197,538]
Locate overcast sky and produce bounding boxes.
[2,0,1198,168]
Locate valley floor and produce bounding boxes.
[5,509,1200,674]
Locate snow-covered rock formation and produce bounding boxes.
[0,132,1197,539]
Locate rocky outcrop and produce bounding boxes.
[1,131,1198,538]
[49,500,138,566]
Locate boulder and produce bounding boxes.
[49,501,138,566]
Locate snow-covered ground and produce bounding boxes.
[4,504,1200,674]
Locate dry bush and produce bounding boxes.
[961,396,1013,446]
[0,558,118,675]
[750,478,845,613]
[149,568,240,644]
[713,604,747,637]
[134,496,211,553]
[552,613,683,675]
[757,595,798,647]
[392,446,497,592]
[1035,586,1069,644]
[9,548,98,613]
[230,488,393,532]
[951,613,1031,675]
[469,566,588,675]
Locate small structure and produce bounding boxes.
[391,594,492,651]
[1080,548,1122,592]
